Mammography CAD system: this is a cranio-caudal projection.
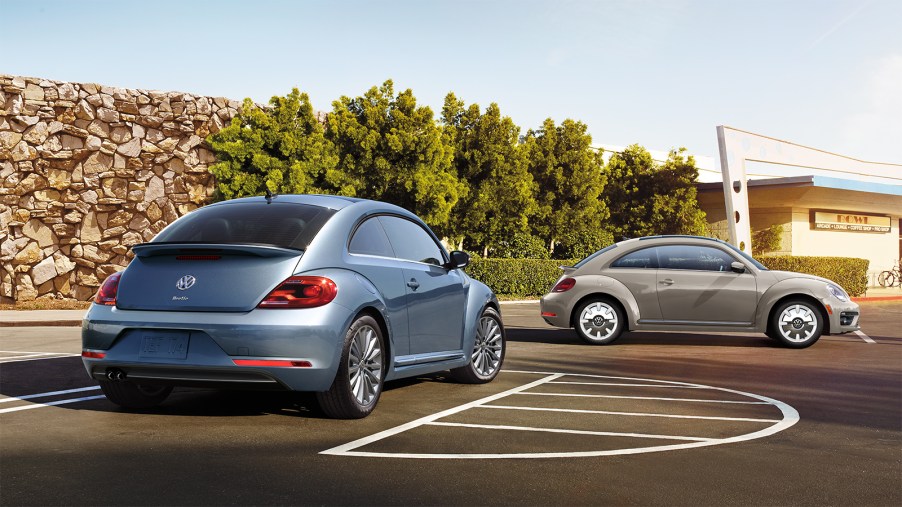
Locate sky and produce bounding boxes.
[3,0,901,163]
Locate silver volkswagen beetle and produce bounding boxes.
[82,194,505,418]
[540,235,860,348]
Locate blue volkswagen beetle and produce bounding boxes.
[81,194,505,418]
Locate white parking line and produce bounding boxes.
[517,392,769,404]
[427,421,717,442]
[321,373,564,456]
[854,330,876,344]
[0,395,107,414]
[548,381,710,389]
[482,404,780,423]
[0,386,101,404]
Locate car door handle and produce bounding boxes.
[659,278,674,286]
[407,278,420,290]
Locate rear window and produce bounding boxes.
[153,202,335,250]
[574,244,618,268]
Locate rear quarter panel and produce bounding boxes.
[554,274,643,329]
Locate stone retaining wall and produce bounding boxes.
[0,74,239,303]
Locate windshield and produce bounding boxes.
[724,241,768,270]
[153,202,336,250]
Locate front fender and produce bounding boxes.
[756,278,828,330]
[461,276,498,356]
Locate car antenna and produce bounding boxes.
[264,188,277,203]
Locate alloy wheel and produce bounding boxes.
[472,315,503,377]
[348,324,382,406]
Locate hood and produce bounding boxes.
[768,270,837,286]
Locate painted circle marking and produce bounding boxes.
[321,370,799,459]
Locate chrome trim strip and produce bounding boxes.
[395,351,465,366]
[639,319,753,327]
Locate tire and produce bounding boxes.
[573,298,625,345]
[450,307,505,384]
[771,300,824,349]
[98,380,172,409]
[316,315,385,419]
[877,271,895,288]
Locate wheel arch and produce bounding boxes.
[766,293,831,336]
[354,306,392,365]
[569,293,631,331]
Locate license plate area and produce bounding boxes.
[139,331,189,360]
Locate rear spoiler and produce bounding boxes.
[559,265,576,275]
[132,242,303,259]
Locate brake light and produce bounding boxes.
[82,350,107,359]
[94,271,122,306]
[552,277,576,292]
[258,276,337,308]
[176,255,221,261]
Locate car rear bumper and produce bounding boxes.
[539,293,572,328]
[81,303,350,392]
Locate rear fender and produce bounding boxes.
[563,275,641,330]
[298,268,400,376]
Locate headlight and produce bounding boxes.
[826,283,848,302]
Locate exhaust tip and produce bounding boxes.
[106,368,126,381]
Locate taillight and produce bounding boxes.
[94,271,122,305]
[552,277,576,292]
[258,276,337,308]
[82,350,107,359]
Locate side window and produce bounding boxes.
[611,247,659,269]
[348,218,395,257]
[378,216,445,266]
[658,245,736,272]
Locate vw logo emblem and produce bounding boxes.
[176,275,196,291]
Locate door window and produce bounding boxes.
[658,245,736,272]
[611,247,659,269]
[348,217,395,257]
[378,216,445,266]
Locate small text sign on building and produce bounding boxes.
[810,210,891,233]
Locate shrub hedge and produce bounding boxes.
[465,258,574,298]
[759,255,869,297]
[467,255,869,298]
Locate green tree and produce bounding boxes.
[524,118,610,256]
[326,80,464,229]
[603,145,708,239]
[441,94,536,254]
[207,89,339,200]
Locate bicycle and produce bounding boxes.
[877,261,901,288]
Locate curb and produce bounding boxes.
[852,295,902,302]
[0,320,83,328]
[2,296,898,328]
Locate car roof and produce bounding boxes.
[620,235,731,247]
[204,193,365,211]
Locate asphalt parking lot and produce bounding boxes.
[1,301,900,506]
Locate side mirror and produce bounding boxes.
[730,261,746,274]
[445,250,470,270]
